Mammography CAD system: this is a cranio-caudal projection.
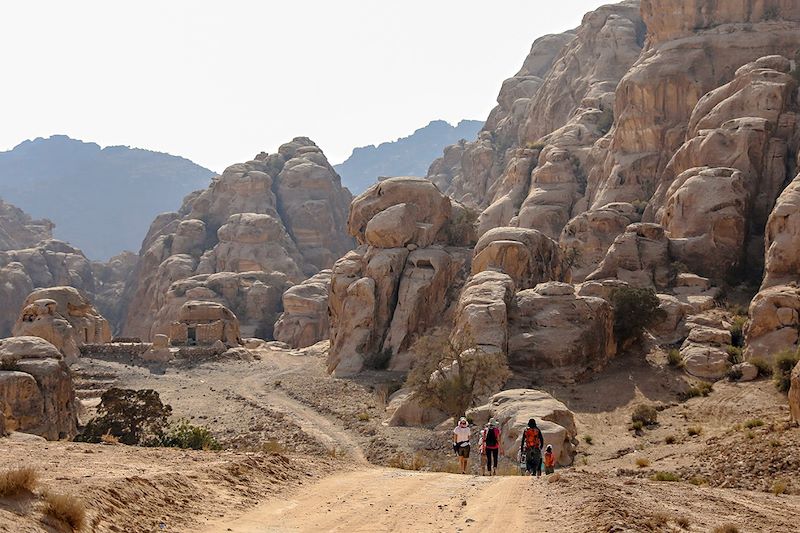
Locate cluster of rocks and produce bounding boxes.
[121,137,353,342]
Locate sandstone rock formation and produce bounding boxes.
[452,271,515,356]
[745,284,800,362]
[586,223,673,289]
[790,360,800,424]
[0,239,97,337]
[168,300,241,347]
[0,198,54,251]
[0,336,77,440]
[273,270,332,348]
[122,138,353,341]
[763,174,800,290]
[468,389,578,466]
[328,177,473,376]
[508,282,616,380]
[12,286,111,361]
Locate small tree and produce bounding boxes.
[774,349,800,393]
[78,388,172,445]
[406,331,511,420]
[610,287,665,346]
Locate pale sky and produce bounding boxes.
[1,1,611,172]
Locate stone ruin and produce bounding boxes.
[168,300,241,348]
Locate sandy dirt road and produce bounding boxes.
[201,468,562,533]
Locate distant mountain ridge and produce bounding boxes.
[0,135,215,259]
[334,120,482,194]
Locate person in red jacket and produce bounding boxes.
[483,418,501,476]
[520,418,544,477]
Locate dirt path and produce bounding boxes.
[200,468,558,532]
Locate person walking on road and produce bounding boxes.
[483,418,501,476]
[520,418,544,477]
[452,416,471,474]
[543,444,556,475]
[477,423,488,476]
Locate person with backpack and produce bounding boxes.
[483,418,501,476]
[520,418,544,477]
[477,423,488,476]
[543,444,556,475]
[452,416,471,474]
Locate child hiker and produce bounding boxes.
[543,444,556,475]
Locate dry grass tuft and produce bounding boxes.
[261,439,285,454]
[100,431,119,445]
[635,457,651,468]
[42,490,86,531]
[687,426,702,436]
[676,516,690,529]
[0,467,38,497]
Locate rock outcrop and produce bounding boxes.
[0,336,77,440]
[0,198,54,251]
[790,360,800,424]
[122,138,353,340]
[763,174,800,290]
[745,284,800,362]
[508,282,616,380]
[12,286,111,361]
[468,389,578,466]
[273,270,332,349]
[586,223,674,289]
[328,177,473,376]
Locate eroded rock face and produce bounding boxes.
[472,227,566,290]
[763,174,800,289]
[273,270,332,349]
[559,203,640,282]
[745,284,800,362]
[12,287,111,361]
[468,389,578,466]
[586,223,674,289]
[0,198,54,251]
[452,271,515,356]
[0,239,96,337]
[91,251,138,334]
[122,138,353,340]
[508,282,616,379]
[0,336,77,440]
[328,179,473,376]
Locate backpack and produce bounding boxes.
[484,427,498,447]
[524,427,541,449]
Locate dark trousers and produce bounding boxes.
[526,448,542,475]
[486,448,499,471]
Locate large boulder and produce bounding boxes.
[468,389,578,466]
[508,282,616,379]
[745,284,800,362]
[273,270,332,349]
[586,223,674,289]
[763,173,800,289]
[452,271,515,355]
[0,336,77,440]
[680,326,733,380]
[13,286,111,361]
[471,227,565,290]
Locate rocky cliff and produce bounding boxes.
[328,0,800,392]
[122,138,353,341]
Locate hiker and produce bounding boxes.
[452,416,471,474]
[478,423,488,476]
[483,418,501,476]
[520,418,544,477]
[543,444,556,475]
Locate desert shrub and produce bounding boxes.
[750,357,772,377]
[365,348,392,371]
[631,404,658,426]
[729,315,747,347]
[583,435,593,445]
[631,420,644,431]
[688,475,707,486]
[635,457,651,468]
[726,345,743,364]
[773,349,800,393]
[0,467,38,497]
[406,331,511,420]
[744,419,764,429]
[630,199,648,215]
[651,471,680,482]
[388,452,426,471]
[687,426,702,436]
[610,287,664,346]
[713,525,740,533]
[679,381,713,401]
[78,388,172,446]
[597,107,614,134]
[261,439,285,454]
[356,411,370,422]
[772,479,788,495]
[160,419,221,451]
[676,516,691,529]
[42,491,86,531]
[445,205,479,246]
[665,435,676,445]
[726,366,743,381]
[525,140,547,150]
[667,348,683,367]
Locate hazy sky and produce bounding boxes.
[1,1,611,172]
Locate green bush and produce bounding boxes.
[667,349,683,367]
[679,381,713,401]
[750,357,773,377]
[774,349,800,393]
[651,471,680,482]
[726,345,743,364]
[160,419,221,451]
[631,404,658,426]
[610,287,665,346]
[729,315,747,347]
[77,388,172,446]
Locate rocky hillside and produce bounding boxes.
[334,120,482,194]
[0,198,54,251]
[321,0,800,393]
[0,135,215,260]
[121,137,353,341]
